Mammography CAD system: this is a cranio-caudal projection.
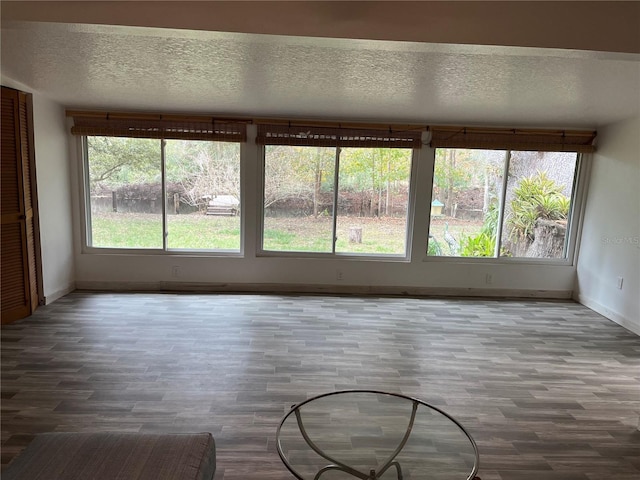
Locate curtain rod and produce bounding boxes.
[65,110,595,136]
[65,109,427,131]
[430,125,597,137]
[65,110,253,124]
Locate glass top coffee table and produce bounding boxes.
[277,390,480,480]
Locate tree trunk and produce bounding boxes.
[447,149,456,216]
[349,226,363,243]
[385,159,391,216]
[370,155,377,217]
[504,219,567,258]
[483,165,490,213]
[313,162,321,217]
[528,219,567,258]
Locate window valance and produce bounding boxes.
[430,126,596,153]
[68,111,248,142]
[67,111,597,153]
[256,123,423,148]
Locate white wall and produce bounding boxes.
[72,127,579,299]
[576,116,640,335]
[2,77,75,303]
[32,95,75,302]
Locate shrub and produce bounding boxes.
[460,231,496,257]
[456,200,499,257]
[508,172,569,241]
[427,236,443,256]
[480,201,499,236]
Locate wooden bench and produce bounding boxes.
[206,205,237,216]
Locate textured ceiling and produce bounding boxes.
[1,21,639,128]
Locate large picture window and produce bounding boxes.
[165,140,241,250]
[427,148,580,260]
[86,137,163,248]
[75,113,595,264]
[425,126,595,261]
[75,113,246,252]
[258,124,419,256]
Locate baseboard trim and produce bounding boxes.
[75,281,572,300]
[576,293,640,336]
[44,283,76,305]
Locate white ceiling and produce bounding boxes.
[1,20,639,128]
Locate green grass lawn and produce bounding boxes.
[91,213,241,250]
[91,213,164,248]
[90,212,482,255]
[90,213,411,254]
[263,216,408,254]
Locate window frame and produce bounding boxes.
[80,135,244,256]
[424,147,588,266]
[257,144,419,261]
[73,112,595,266]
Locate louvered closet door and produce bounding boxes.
[1,86,40,323]
[17,91,41,312]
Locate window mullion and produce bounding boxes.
[495,150,511,258]
[161,139,168,251]
[564,153,583,259]
[331,146,341,253]
[82,137,93,248]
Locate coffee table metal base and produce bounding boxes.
[294,400,417,480]
[313,462,403,480]
[277,390,481,480]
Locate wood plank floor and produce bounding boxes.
[2,292,639,479]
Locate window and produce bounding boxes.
[263,145,336,253]
[501,151,578,259]
[75,113,596,263]
[258,124,419,256]
[165,140,241,250]
[74,113,246,252]
[86,137,163,248]
[426,126,594,261]
[427,148,579,259]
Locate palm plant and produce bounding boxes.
[508,172,570,241]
